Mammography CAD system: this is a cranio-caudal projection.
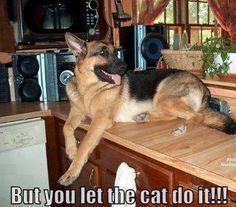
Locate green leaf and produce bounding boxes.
[221,51,228,62]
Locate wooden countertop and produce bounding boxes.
[0,101,236,192]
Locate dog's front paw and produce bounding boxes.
[58,167,81,186]
[171,124,187,136]
[65,140,79,160]
[134,113,150,123]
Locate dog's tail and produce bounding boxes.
[201,107,236,134]
[66,76,80,103]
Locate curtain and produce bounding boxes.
[208,0,236,44]
[133,0,171,25]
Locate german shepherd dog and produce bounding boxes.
[59,32,236,186]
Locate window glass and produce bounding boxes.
[165,0,174,24]
[191,28,201,45]
[189,1,198,24]
[199,2,208,24]
[168,29,175,45]
[155,0,174,24]
[202,29,213,42]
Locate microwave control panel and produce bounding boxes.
[86,0,100,37]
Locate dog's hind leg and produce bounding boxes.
[153,98,204,129]
[59,111,113,186]
[63,108,86,160]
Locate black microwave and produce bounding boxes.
[8,0,100,45]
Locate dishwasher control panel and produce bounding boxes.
[0,118,46,153]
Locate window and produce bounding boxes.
[153,0,219,46]
[156,0,175,24]
[188,0,214,24]
[190,26,216,45]
[188,0,218,45]
[154,0,178,45]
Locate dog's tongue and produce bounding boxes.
[111,74,121,85]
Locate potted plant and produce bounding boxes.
[202,37,236,80]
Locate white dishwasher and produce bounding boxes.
[0,118,49,207]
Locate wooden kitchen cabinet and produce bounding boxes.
[45,117,236,207]
[53,118,173,206]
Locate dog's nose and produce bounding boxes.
[118,63,127,74]
[120,63,127,70]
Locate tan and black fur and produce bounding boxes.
[59,32,236,186]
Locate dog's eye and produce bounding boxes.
[99,47,109,57]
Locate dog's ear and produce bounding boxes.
[103,27,112,43]
[65,32,87,57]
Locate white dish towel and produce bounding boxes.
[112,162,137,207]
